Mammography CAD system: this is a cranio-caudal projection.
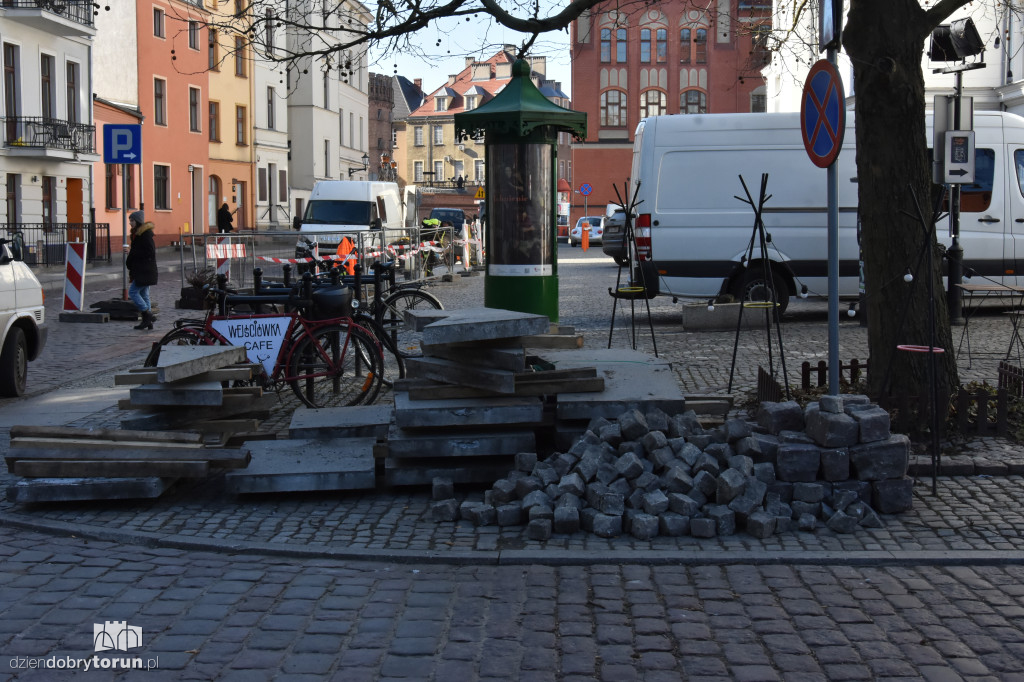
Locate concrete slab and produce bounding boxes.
[421,343,526,372]
[58,312,110,323]
[383,457,513,487]
[546,349,687,420]
[6,477,175,503]
[387,425,535,458]
[288,404,393,440]
[129,380,224,406]
[393,392,544,428]
[225,437,376,494]
[407,307,550,345]
[155,345,248,383]
[681,302,766,331]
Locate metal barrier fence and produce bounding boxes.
[175,227,469,291]
[3,223,112,266]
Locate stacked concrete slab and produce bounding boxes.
[433,395,910,540]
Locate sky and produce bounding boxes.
[366,14,574,98]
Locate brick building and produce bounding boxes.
[570,2,771,224]
[368,72,396,181]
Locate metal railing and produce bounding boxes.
[3,223,112,266]
[1,0,95,27]
[2,117,96,153]
[175,227,464,292]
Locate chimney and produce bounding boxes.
[414,78,422,90]
[466,57,475,67]
[448,75,457,86]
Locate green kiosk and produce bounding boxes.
[454,59,586,322]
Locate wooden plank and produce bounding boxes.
[115,365,260,386]
[155,345,248,383]
[5,446,251,469]
[521,333,585,349]
[9,425,203,444]
[513,377,605,396]
[192,419,261,433]
[10,437,204,451]
[404,356,516,393]
[13,459,210,479]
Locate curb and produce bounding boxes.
[4,512,1024,567]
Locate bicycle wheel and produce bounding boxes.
[377,288,443,357]
[357,315,406,389]
[287,322,383,408]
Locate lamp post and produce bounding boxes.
[348,153,369,178]
[455,59,586,322]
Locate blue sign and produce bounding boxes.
[103,124,142,164]
[579,183,593,196]
[800,60,845,168]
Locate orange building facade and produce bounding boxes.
[569,2,770,224]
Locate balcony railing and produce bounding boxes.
[2,117,96,154]
[0,0,95,28]
[3,223,111,266]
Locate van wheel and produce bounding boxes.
[733,266,790,316]
[0,327,28,398]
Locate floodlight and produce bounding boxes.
[929,18,984,61]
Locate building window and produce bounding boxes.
[209,101,220,141]
[153,8,165,38]
[234,37,246,77]
[433,125,443,145]
[695,28,708,64]
[4,44,19,133]
[258,167,267,202]
[414,161,423,183]
[265,10,275,53]
[323,140,330,176]
[189,87,201,132]
[640,29,651,63]
[5,173,18,225]
[188,21,200,50]
[154,78,166,126]
[66,61,79,124]
[640,90,667,118]
[40,54,54,119]
[600,28,611,63]
[680,28,691,64]
[323,71,330,109]
[435,97,447,111]
[752,25,771,66]
[267,87,275,130]
[681,89,707,114]
[414,126,424,146]
[126,165,136,208]
[750,91,767,113]
[392,129,397,147]
[616,28,627,62]
[105,164,117,209]
[434,160,444,182]
[657,28,667,62]
[154,165,170,210]
[464,95,477,111]
[235,105,247,144]
[600,89,627,127]
[209,30,219,70]
[475,159,485,182]
[41,176,54,225]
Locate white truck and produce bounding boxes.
[0,233,47,397]
[628,110,1024,313]
[294,181,404,240]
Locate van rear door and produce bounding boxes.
[955,145,1010,284]
[1007,146,1024,285]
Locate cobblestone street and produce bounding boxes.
[2,245,1024,679]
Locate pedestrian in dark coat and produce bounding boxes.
[217,203,235,233]
[126,210,158,330]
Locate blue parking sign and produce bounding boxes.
[103,124,142,164]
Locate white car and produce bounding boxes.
[568,216,604,246]
[0,233,47,397]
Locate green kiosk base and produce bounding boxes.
[484,274,559,324]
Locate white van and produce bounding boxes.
[294,181,404,242]
[629,111,1024,313]
[0,233,47,397]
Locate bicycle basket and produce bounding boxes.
[310,284,354,320]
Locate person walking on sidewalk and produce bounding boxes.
[126,211,158,331]
[217,203,235,233]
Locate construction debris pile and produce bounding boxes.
[433,394,912,540]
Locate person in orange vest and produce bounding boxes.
[336,236,357,276]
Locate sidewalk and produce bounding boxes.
[33,245,186,295]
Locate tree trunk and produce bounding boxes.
[843,0,961,405]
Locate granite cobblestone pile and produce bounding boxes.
[432,395,913,540]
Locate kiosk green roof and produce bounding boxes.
[454,59,587,142]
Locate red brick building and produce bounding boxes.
[570,2,770,223]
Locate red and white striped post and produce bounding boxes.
[62,242,87,312]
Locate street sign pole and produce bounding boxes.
[826,47,840,395]
[121,164,129,299]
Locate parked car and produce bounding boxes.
[568,216,604,246]
[601,209,629,266]
[0,233,47,397]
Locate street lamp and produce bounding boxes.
[348,153,369,177]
